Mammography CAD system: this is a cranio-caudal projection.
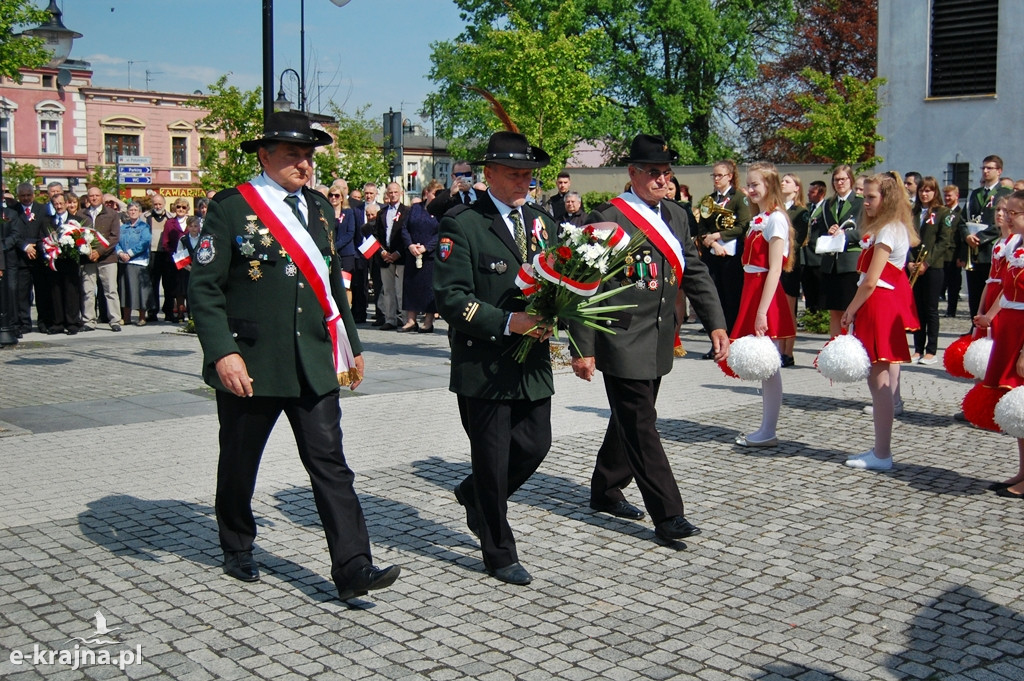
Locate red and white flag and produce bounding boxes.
[358,236,381,260]
[173,243,192,270]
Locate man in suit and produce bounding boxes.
[433,131,558,586]
[569,134,728,545]
[372,182,409,330]
[941,184,965,317]
[427,161,477,219]
[188,111,399,603]
[545,171,572,221]
[801,180,827,314]
[964,154,1013,319]
[81,185,122,332]
[12,182,53,334]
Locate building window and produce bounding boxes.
[171,136,188,167]
[930,0,998,97]
[105,134,140,164]
[0,113,11,154]
[40,119,60,154]
[946,161,970,198]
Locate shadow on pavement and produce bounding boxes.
[751,584,1024,679]
[77,494,338,602]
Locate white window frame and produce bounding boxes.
[36,100,65,156]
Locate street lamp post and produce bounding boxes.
[0,99,18,346]
[274,69,301,113]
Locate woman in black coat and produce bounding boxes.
[401,180,443,332]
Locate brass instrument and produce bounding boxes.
[965,244,976,271]
[698,196,736,229]
[908,247,928,287]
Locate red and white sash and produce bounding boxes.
[610,193,684,282]
[236,181,359,386]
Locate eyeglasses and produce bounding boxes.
[1006,209,1024,218]
[454,172,472,178]
[711,173,729,179]
[175,205,188,210]
[328,193,342,198]
[982,165,1000,171]
[637,167,673,180]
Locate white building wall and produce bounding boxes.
[876,0,1024,184]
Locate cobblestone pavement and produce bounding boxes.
[1,314,1023,680]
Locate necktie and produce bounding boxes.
[837,198,844,216]
[509,210,527,261]
[284,194,306,228]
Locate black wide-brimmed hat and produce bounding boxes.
[240,111,333,153]
[623,134,679,165]
[471,131,550,169]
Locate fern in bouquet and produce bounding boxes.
[512,221,645,363]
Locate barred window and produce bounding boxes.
[929,0,998,97]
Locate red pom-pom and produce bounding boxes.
[943,334,974,380]
[718,359,740,379]
[962,384,1008,432]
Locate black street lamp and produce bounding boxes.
[274,69,301,113]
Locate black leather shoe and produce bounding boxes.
[454,485,481,538]
[488,562,532,585]
[701,349,715,360]
[370,319,385,327]
[380,323,397,331]
[337,564,401,601]
[655,516,702,541]
[590,500,644,520]
[222,551,260,582]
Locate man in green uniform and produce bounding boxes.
[433,131,557,586]
[189,112,399,603]
[569,134,728,545]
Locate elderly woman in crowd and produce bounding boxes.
[159,198,190,322]
[400,180,442,333]
[116,201,152,326]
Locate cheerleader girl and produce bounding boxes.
[970,198,1016,340]
[733,163,796,447]
[972,190,1024,497]
[840,174,921,470]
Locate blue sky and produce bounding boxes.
[58,0,467,126]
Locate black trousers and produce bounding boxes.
[942,262,963,315]
[215,389,371,585]
[703,252,743,333]
[801,265,823,312]
[591,375,685,525]
[966,265,989,319]
[456,394,551,570]
[16,258,53,330]
[49,259,82,330]
[912,267,943,355]
[350,259,369,322]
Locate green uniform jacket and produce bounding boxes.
[812,195,864,274]
[432,194,555,401]
[569,199,727,380]
[189,184,363,398]
[965,185,1013,265]
[911,205,953,269]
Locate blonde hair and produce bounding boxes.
[782,173,806,208]
[748,162,796,272]
[861,173,920,246]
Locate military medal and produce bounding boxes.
[248,260,262,281]
[260,234,273,247]
[643,253,652,264]
[245,215,259,234]
[279,248,288,259]
[285,262,297,277]
[239,240,256,256]
[649,263,658,278]
[635,280,646,290]
[495,260,508,274]
[648,278,659,290]
[625,254,634,265]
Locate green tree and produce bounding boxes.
[0,0,51,82]
[4,161,38,189]
[434,0,794,164]
[186,75,263,191]
[85,165,118,195]
[313,104,392,191]
[424,4,603,186]
[780,68,885,170]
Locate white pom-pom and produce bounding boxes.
[816,335,871,383]
[727,335,781,381]
[963,338,993,380]
[994,386,1024,438]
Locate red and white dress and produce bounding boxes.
[852,224,920,363]
[731,209,795,340]
[982,246,1024,390]
[973,234,1021,339]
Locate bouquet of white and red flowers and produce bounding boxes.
[42,220,110,269]
[512,221,644,362]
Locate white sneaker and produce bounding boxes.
[845,451,893,470]
[862,402,904,416]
